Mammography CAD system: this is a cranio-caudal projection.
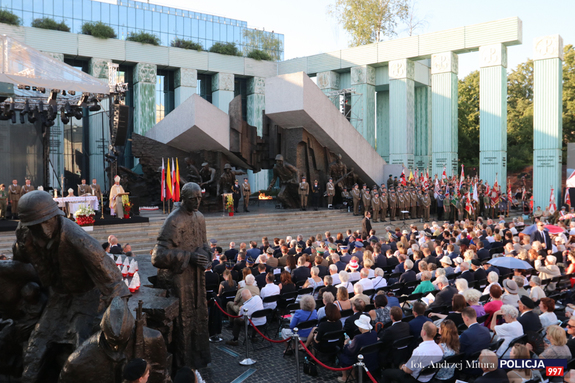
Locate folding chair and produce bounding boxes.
[391,335,414,368]
[246,308,274,350]
[312,329,345,365]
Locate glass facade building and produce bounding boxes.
[0,0,284,60]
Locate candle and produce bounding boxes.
[54,189,57,198]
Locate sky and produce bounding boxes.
[141,0,575,78]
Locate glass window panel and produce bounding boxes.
[198,20,205,38]
[110,4,118,24]
[160,32,168,46]
[183,17,190,37]
[222,24,228,42]
[118,25,127,39]
[144,9,152,30]
[91,1,100,22]
[212,21,219,41]
[227,24,233,42]
[205,40,212,50]
[119,4,127,26]
[234,26,241,44]
[127,7,135,28]
[22,0,31,11]
[152,11,159,31]
[101,3,109,23]
[191,18,198,37]
[206,21,212,39]
[176,14,183,36]
[82,0,90,20]
[135,8,143,29]
[168,14,175,34]
[33,0,42,13]
[73,18,82,33]
[53,0,63,16]
[22,11,32,26]
[160,13,167,33]
[149,4,155,12]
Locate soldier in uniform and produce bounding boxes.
[386,175,394,189]
[299,176,309,211]
[388,187,397,221]
[380,188,388,222]
[8,179,21,219]
[312,180,321,210]
[443,192,451,223]
[371,191,380,222]
[457,194,465,221]
[393,177,399,188]
[397,186,405,220]
[361,185,371,215]
[242,178,251,212]
[231,179,241,213]
[0,184,6,219]
[351,184,361,215]
[417,188,424,219]
[500,194,508,217]
[21,179,34,197]
[409,187,417,219]
[78,179,91,195]
[326,178,335,209]
[422,188,431,222]
[341,186,352,211]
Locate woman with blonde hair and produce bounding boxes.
[436,319,459,381]
[531,325,572,360]
[507,344,531,383]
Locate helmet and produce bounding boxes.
[224,163,232,170]
[18,190,64,226]
[101,297,135,348]
[275,154,284,161]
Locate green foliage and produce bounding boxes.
[457,70,480,169]
[563,44,575,160]
[31,17,70,32]
[0,9,20,26]
[242,29,282,61]
[126,31,160,46]
[81,21,116,39]
[209,42,242,56]
[328,0,409,47]
[507,60,534,172]
[247,49,272,61]
[171,38,203,51]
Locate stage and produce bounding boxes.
[0,214,149,232]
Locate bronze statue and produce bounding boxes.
[59,297,169,383]
[11,191,129,382]
[267,154,299,207]
[151,182,211,369]
[183,157,201,184]
[218,163,246,195]
[199,162,216,198]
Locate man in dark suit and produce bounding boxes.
[233,253,246,273]
[422,247,438,266]
[343,299,366,339]
[386,250,399,268]
[225,242,239,262]
[484,262,499,276]
[458,262,475,284]
[291,257,311,284]
[378,306,410,367]
[213,255,228,276]
[374,247,387,269]
[254,263,268,289]
[476,241,490,261]
[393,254,406,274]
[398,259,416,284]
[471,259,487,281]
[428,276,457,310]
[205,264,220,291]
[532,221,552,250]
[317,275,338,300]
[361,211,372,238]
[517,296,542,334]
[474,350,509,383]
[459,307,491,357]
[408,302,432,337]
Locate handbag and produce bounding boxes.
[303,357,318,376]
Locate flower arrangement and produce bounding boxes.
[225,194,234,213]
[73,204,95,226]
[122,195,133,218]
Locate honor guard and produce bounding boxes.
[361,184,371,214]
[21,179,34,196]
[388,187,397,221]
[242,178,251,212]
[386,174,394,189]
[8,179,21,219]
[397,186,405,220]
[409,187,417,219]
[0,184,6,219]
[379,188,388,222]
[351,184,361,215]
[443,192,451,223]
[371,191,380,222]
[417,188,424,218]
[326,178,335,209]
[78,179,91,195]
[299,176,309,210]
[422,187,431,222]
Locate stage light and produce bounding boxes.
[28,106,37,123]
[9,103,16,124]
[19,110,25,124]
[69,90,76,96]
[73,106,83,120]
[38,87,46,93]
[63,102,74,117]
[77,93,89,108]
[25,85,30,90]
[88,97,100,112]
[47,104,57,122]
[48,89,58,104]
[60,106,69,124]
[62,90,67,96]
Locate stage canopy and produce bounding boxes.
[0,34,109,94]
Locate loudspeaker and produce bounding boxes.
[111,104,130,146]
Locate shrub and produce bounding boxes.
[126,31,160,46]
[247,49,272,61]
[209,42,242,56]
[31,17,70,32]
[82,21,116,39]
[171,38,203,51]
[0,9,20,26]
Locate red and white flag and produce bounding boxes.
[485,182,490,196]
[549,188,556,214]
[161,158,166,202]
[566,188,571,207]
[442,166,447,181]
[400,169,407,186]
[459,165,465,189]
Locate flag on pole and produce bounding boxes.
[473,182,479,202]
[434,178,440,199]
[161,158,166,202]
[459,164,465,189]
[485,182,490,196]
[465,192,473,215]
[408,169,414,182]
[507,185,512,204]
[414,169,419,184]
[171,158,176,197]
[400,169,407,186]
[549,188,556,214]
[493,174,499,193]
[166,158,172,200]
[442,166,447,181]
[566,188,571,207]
[174,158,180,202]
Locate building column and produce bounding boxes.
[479,44,508,192]
[317,71,340,107]
[211,72,235,114]
[133,62,157,136]
[88,58,112,187]
[43,51,65,189]
[533,35,563,209]
[415,85,431,171]
[376,90,390,162]
[174,68,197,107]
[431,52,458,177]
[350,65,376,146]
[388,59,415,168]
[247,76,268,192]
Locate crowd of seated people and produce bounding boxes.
[204,216,575,381]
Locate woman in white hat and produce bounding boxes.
[439,256,454,276]
[337,314,378,382]
[345,257,361,282]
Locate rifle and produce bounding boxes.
[134,300,145,358]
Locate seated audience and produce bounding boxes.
[338,314,378,382]
[490,304,523,358]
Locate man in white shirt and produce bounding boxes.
[329,264,341,285]
[260,273,280,310]
[371,268,387,289]
[226,289,265,346]
[381,321,443,382]
[356,268,374,291]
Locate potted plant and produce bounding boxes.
[225,194,234,216]
[74,204,95,231]
[122,195,133,219]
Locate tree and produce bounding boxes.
[126,31,160,45]
[563,44,575,159]
[328,0,409,47]
[209,42,242,56]
[242,29,282,61]
[457,70,480,169]
[403,0,427,36]
[247,49,272,61]
[31,18,70,32]
[0,9,20,26]
[171,38,203,51]
[82,21,116,39]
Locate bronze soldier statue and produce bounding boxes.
[267,154,299,208]
[151,182,211,369]
[183,157,202,184]
[218,163,246,195]
[328,154,347,190]
[199,162,216,197]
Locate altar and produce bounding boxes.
[54,196,100,215]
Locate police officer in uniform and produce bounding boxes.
[388,187,397,221]
[0,184,6,219]
[312,180,321,210]
[242,178,251,212]
[361,184,371,215]
[299,176,309,210]
[351,184,361,215]
[380,188,388,222]
[231,179,241,213]
[326,178,335,209]
[372,191,380,222]
[8,179,21,219]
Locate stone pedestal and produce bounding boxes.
[211,73,235,114]
[479,43,508,191]
[533,35,563,208]
[351,65,376,147]
[376,90,390,162]
[174,68,197,107]
[415,85,431,171]
[431,52,458,177]
[388,59,415,168]
[247,76,269,191]
[133,62,157,136]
